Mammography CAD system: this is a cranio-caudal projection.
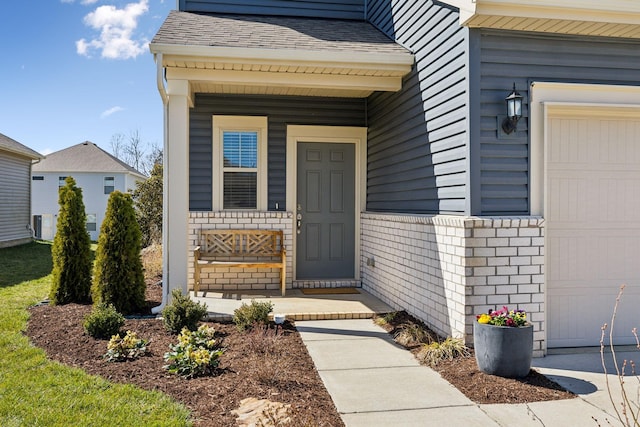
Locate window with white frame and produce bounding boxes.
[212,116,267,210]
[104,176,115,194]
[58,176,67,187]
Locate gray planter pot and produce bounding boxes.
[473,321,533,378]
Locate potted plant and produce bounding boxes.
[473,306,533,378]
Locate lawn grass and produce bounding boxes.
[0,241,192,427]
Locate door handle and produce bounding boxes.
[296,213,302,234]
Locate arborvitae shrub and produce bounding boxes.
[49,176,92,305]
[92,191,146,314]
[162,289,208,334]
[232,300,274,331]
[83,302,125,339]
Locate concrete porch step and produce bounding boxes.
[193,288,393,323]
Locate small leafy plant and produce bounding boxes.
[83,302,125,339]
[104,330,149,362]
[233,300,274,331]
[164,325,223,378]
[476,306,527,327]
[162,289,208,333]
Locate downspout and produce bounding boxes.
[152,52,169,315]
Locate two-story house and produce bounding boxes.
[151,0,640,354]
[32,141,146,241]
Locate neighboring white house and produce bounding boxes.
[0,133,42,248]
[31,141,146,241]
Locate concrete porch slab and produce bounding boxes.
[193,288,394,322]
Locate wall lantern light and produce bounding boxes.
[501,83,523,135]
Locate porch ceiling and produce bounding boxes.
[444,0,640,39]
[150,11,414,98]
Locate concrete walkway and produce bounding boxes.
[297,319,638,427]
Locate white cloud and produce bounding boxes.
[41,148,54,156]
[101,106,125,118]
[76,0,150,60]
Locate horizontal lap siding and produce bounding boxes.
[0,153,31,243]
[189,94,366,211]
[479,30,640,215]
[366,0,469,214]
[180,0,365,20]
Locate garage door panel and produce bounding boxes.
[546,176,590,222]
[547,111,640,347]
[548,286,640,348]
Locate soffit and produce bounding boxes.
[150,11,414,98]
[443,0,640,39]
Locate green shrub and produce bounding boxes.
[233,300,274,331]
[92,191,146,314]
[162,289,208,333]
[416,337,470,367]
[163,325,223,378]
[83,302,125,339]
[104,330,149,362]
[50,177,92,305]
[133,163,163,247]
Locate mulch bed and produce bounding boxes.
[375,311,576,404]
[24,281,575,427]
[25,282,344,427]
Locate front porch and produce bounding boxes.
[193,288,393,322]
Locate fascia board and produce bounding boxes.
[149,43,414,70]
[440,0,640,26]
[165,67,403,92]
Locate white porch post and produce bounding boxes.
[164,79,190,297]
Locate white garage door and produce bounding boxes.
[547,106,640,348]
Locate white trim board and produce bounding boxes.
[530,82,640,216]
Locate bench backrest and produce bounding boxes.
[199,229,284,257]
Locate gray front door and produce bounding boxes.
[296,142,355,279]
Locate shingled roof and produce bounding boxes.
[0,132,42,160]
[152,11,409,56]
[32,141,145,178]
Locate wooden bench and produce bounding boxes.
[193,229,286,296]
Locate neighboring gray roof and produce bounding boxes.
[32,141,145,178]
[0,132,42,160]
[152,11,410,56]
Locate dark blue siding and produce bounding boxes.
[366,0,469,214]
[180,0,365,20]
[189,94,366,211]
[479,30,640,215]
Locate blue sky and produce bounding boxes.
[0,0,174,156]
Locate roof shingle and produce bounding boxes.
[152,11,409,56]
[32,141,145,177]
[0,133,42,160]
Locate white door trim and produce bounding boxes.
[286,125,367,281]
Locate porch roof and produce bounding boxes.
[150,11,414,98]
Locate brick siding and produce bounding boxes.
[361,213,546,356]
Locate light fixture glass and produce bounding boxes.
[501,83,523,135]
